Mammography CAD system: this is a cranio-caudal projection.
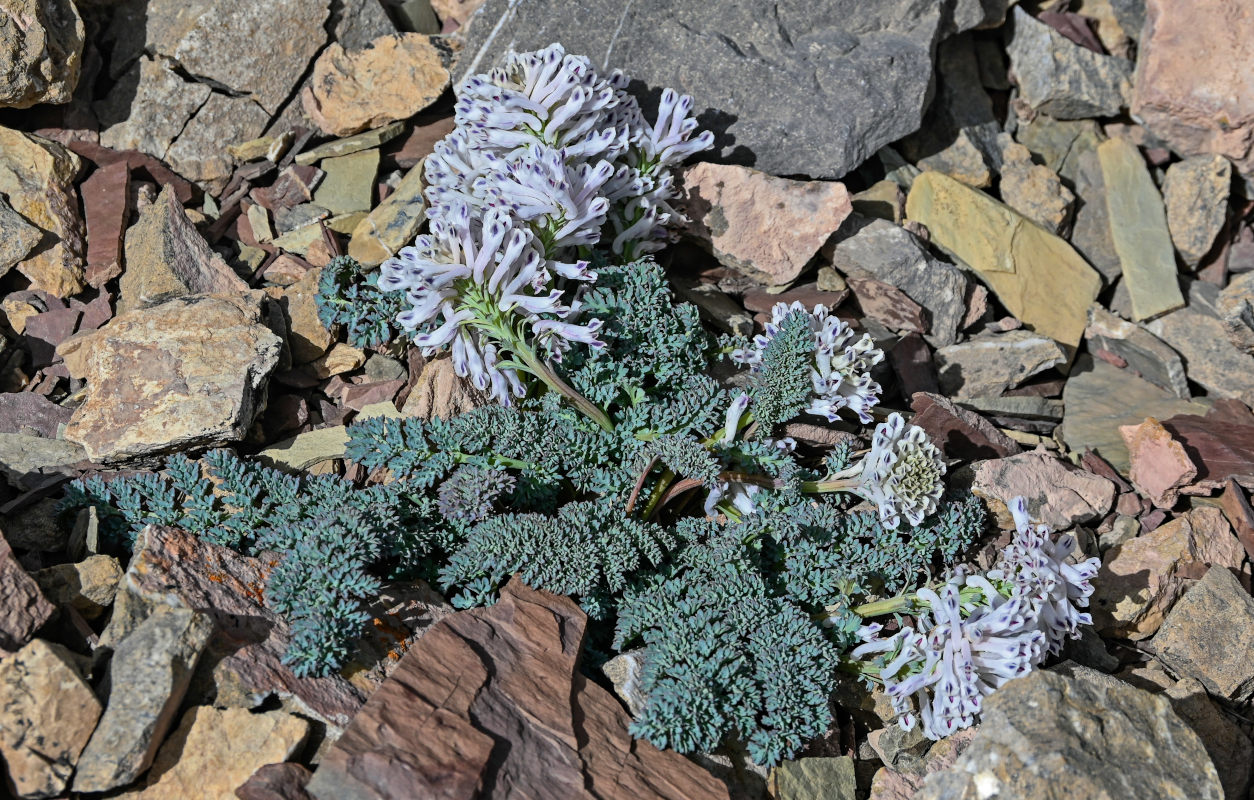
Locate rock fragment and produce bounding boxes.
[165,92,271,189]
[1162,677,1254,800]
[59,293,282,463]
[1120,417,1197,508]
[914,668,1221,800]
[997,142,1075,234]
[1162,155,1233,267]
[97,56,212,164]
[311,148,379,215]
[235,763,315,800]
[80,160,131,287]
[972,450,1115,529]
[772,757,856,800]
[909,392,1022,461]
[400,355,492,420]
[1159,408,1254,494]
[680,163,851,288]
[934,329,1066,399]
[0,533,55,655]
[348,160,428,265]
[0,127,85,297]
[303,34,449,137]
[0,0,84,109]
[0,639,102,799]
[33,555,123,620]
[1148,307,1254,409]
[1005,7,1133,119]
[1154,566,1254,703]
[0,195,41,278]
[1218,272,1254,355]
[1084,305,1190,398]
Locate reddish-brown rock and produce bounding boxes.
[236,763,315,800]
[845,273,927,334]
[909,392,1022,461]
[81,160,131,287]
[679,163,852,288]
[306,579,729,800]
[972,451,1114,529]
[0,533,54,654]
[0,392,74,437]
[1132,0,1254,180]
[1161,407,1254,494]
[1120,417,1198,508]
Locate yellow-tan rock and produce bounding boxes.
[0,127,84,296]
[349,158,428,265]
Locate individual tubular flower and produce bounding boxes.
[731,302,884,425]
[839,413,945,529]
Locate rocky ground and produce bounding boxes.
[0,0,1253,798]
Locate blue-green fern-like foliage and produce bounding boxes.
[315,255,413,349]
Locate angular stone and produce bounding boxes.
[0,127,84,297]
[120,707,310,800]
[914,668,1221,800]
[0,392,73,438]
[98,56,213,163]
[305,579,729,800]
[1163,677,1254,800]
[1084,305,1190,398]
[1060,357,1209,474]
[2,498,67,552]
[1148,307,1254,408]
[825,216,968,346]
[680,163,852,288]
[24,307,81,368]
[269,268,334,365]
[846,273,926,334]
[1160,408,1254,494]
[0,533,54,654]
[119,186,249,314]
[910,391,1022,461]
[457,0,997,180]
[309,342,366,378]
[1006,7,1133,119]
[348,160,428,265]
[72,607,215,793]
[236,763,315,800]
[254,166,324,213]
[772,757,856,800]
[81,160,131,287]
[1120,417,1197,508]
[166,91,272,189]
[1154,566,1254,703]
[905,171,1101,353]
[312,149,379,215]
[59,293,283,463]
[1069,147,1123,285]
[303,34,449,137]
[229,132,295,163]
[257,426,350,472]
[33,555,123,620]
[332,0,399,50]
[296,122,406,166]
[1162,155,1233,267]
[972,451,1115,529]
[271,212,366,256]
[0,433,91,491]
[868,729,976,800]
[998,142,1075,234]
[144,0,330,115]
[1219,271,1254,355]
[1099,137,1185,321]
[1132,0,1254,180]
[0,0,84,109]
[916,129,992,188]
[0,194,41,277]
[1014,115,1105,184]
[1093,506,1245,639]
[400,354,492,420]
[935,329,1066,399]
[0,639,102,799]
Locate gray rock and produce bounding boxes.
[915,668,1222,800]
[1162,155,1233,267]
[98,56,213,163]
[935,329,1066,399]
[1006,7,1133,119]
[0,433,91,491]
[0,532,55,655]
[455,0,985,179]
[825,216,969,346]
[333,0,399,50]
[1218,271,1254,355]
[364,353,407,384]
[2,498,68,553]
[1070,147,1123,284]
[165,91,272,189]
[0,0,85,109]
[1148,307,1254,409]
[602,649,648,718]
[1013,116,1105,185]
[1084,305,1190,398]
[73,607,214,793]
[1164,677,1253,800]
[0,194,41,277]
[773,756,856,800]
[1154,566,1254,704]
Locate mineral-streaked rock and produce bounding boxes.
[348,159,428,265]
[971,451,1115,529]
[33,555,123,620]
[0,194,41,278]
[72,607,215,793]
[119,187,249,314]
[303,34,449,137]
[1148,307,1254,409]
[1093,506,1244,639]
[0,0,85,109]
[868,729,976,800]
[1120,417,1197,508]
[305,579,729,800]
[1132,0,1254,180]
[0,127,84,297]
[1005,7,1132,119]
[59,293,282,463]
[934,329,1066,399]
[0,533,55,655]
[1154,567,1254,705]
[1098,137,1184,322]
[914,668,1222,800]
[680,163,851,288]
[1162,155,1233,266]
[1219,271,1254,355]
[905,171,1100,354]
[119,706,310,800]
[1084,305,1189,398]
[0,639,102,799]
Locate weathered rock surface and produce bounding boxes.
[235,763,315,800]
[33,555,123,620]
[1218,271,1254,355]
[1149,307,1254,409]
[59,293,282,463]
[0,194,41,278]
[935,329,1066,399]
[348,160,428,265]
[0,0,84,109]
[165,91,272,188]
[1158,407,1254,495]
[97,56,213,165]
[772,757,856,800]
[909,392,1022,461]
[1098,137,1185,321]
[680,163,851,288]
[1162,677,1254,800]
[1006,7,1133,119]
[906,171,1101,353]
[0,639,102,799]
[1093,507,1245,639]
[119,186,249,314]
[120,706,310,800]
[1069,146,1124,284]
[303,34,449,137]
[0,533,54,655]
[824,216,967,345]
[306,579,730,800]
[1084,305,1190,398]
[80,160,131,287]
[0,391,73,438]
[73,607,215,793]
[456,0,996,180]
[1154,566,1254,704]
[401,354,494,420]
[1162,155,1233,266]
[915,668,1222,800]
[1132,0,1254,180]
[972,451,1115,529]
[312,149,379,215]
[1121,417,1196,508]
[0,433,91,491]
[869,729,976,800]
[0,127,84,297]
[997,141,1074,234]
[269,268,334,365]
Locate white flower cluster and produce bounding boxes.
[842,413,946,529]
[381,43,713,404]
[852,497,1101,739]
[731,302,884,425]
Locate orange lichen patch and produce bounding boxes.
[208,573,224,583]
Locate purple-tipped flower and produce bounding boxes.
[731,301,885,425]
[834,413,945,529]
